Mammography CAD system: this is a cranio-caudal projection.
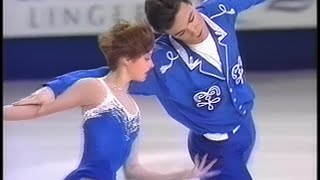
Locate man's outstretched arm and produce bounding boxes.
[13,66,109,106]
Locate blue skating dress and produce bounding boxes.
[65,78,140,180]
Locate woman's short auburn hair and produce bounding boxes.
[98,20,155,70]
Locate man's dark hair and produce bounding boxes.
[145,0,192,33]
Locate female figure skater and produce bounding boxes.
[4,21,219,180]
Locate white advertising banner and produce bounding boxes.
[3,0,317,38]
[235,0,316,30]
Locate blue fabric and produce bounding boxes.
[64,110,139,180]
[187,114,256,180]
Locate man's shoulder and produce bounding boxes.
[197,0,223,11]
[155,34,171,47]
[153,35,175,55]
[151,35,179,70]
[197,0,236,17]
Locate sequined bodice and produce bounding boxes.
[83,78,140,141]
[74,78,140,178]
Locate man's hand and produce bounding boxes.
[12,87,55,106]
[185,154,221,179]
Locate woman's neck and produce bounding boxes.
[104,70,131,93]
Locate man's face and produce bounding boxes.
[165,2,209,45]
